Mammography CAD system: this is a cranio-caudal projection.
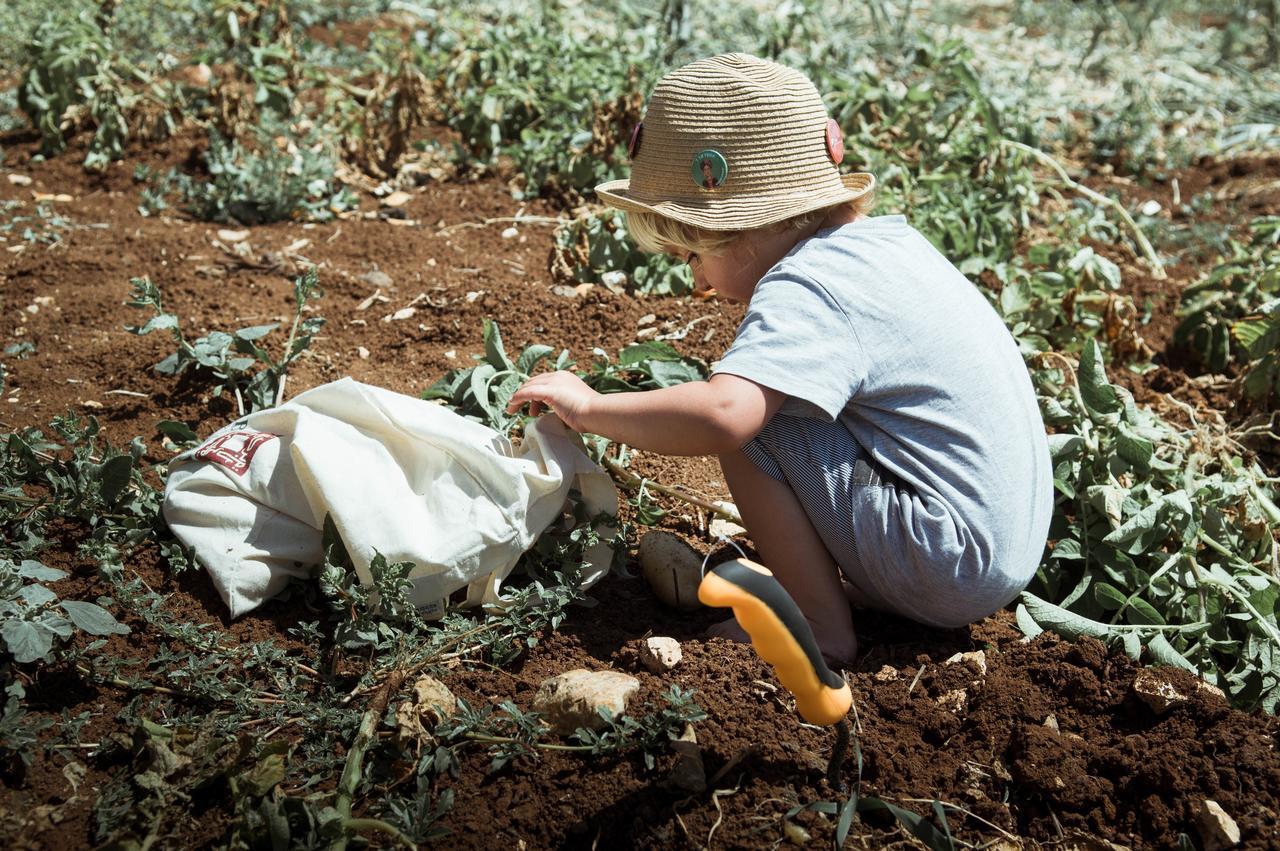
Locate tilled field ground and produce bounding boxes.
[1,130,1278,849]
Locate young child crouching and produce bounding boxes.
[508,53,1053,666]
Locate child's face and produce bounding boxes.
[683,225,816,303]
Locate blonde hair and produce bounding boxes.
[624,193,877,257]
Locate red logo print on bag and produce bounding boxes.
[195,430,277,476]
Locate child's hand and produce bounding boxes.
[506,371,599,433]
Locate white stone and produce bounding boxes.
[638,531,704,611]
[382,190,412,207]
[217,228,250,243]
[600,270,628,291]
[640,637,682,673]
[359,270,393,289]
[357,346,370,360]
[709,517,747,538]
[501,226,519,239]
[390,307,416,321]
[1140,199,1162,217]
[533,669,640,734]
[7,173,32,186]
[395,676,457,741]
[1195,800,1241,851]
[944,650,988,676]
[1133,668,1187,714]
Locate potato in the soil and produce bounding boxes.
[639,530,705,611]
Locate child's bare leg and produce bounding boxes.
[712,448,857,666]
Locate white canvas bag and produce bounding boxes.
[162,378,617,619]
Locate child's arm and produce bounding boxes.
[506,371,784,456]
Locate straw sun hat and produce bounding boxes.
[595,53,874,232]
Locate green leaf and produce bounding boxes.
[235,323,279,341]
[2,619,54,663]
[857,798,954,851]
[1020,593,1112,639]
[60,600,130,636]
[482,319,513,372]
[1147,633,1197,672]
[1078,340,1121,417]
[516,344,555,376]
[157,420,199,444]
[17,561,66,582]
[98,455,133,505]
[647,360,703,388]
[1093,582,1128,611]
[1116,421,1154,471]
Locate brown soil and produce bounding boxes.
[2,132,1278,850]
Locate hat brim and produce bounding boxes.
[594,172,875,232]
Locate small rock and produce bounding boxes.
[357,346,370,360]
[359,270,394,289]
[1043,713,1060,734]
[600,270,628,292]
[640,637,682,673]
[551,285,580,298]
[635,326,659,339]
[944,650,988,676]
[465,290,485,303]
[573,283,594,297]
[873,665,900,683]
[33,192,73,203]
[638,531,704,611]
[709,516,747,538]
[1140,199,1162,217]
[533,669,640,735]
[389,307,416,321]
[8,173,32,186]
[217,228,250,243]
[382,190,412,207]
[444,350,457,360]
[667,723,704,793]
[783,820,811,845]
[82,400,103,410]
[501,226,519,239]
[1195,800,1241,851]
[637,313,657,326]
[935,689,967,713]
[1133,669,1187,714]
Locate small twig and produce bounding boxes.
[105,389,149,398]
[1000,139,1165,279]
[906,665,927,695]
[706,781,741,848]
[602,455,742,524]
[434,214,571,236]
[330,670,408,851]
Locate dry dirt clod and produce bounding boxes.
[639,636,682,673]
[532,669,640,735]
[935,689,968,713]
[1195,800,1241,851]
[709,515,747,538]
[945,649,988,676]
[638,531,704,611]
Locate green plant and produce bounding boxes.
[1232,298,1280,401]
[0,558,130,665]
[1019,341,1280,711]
[170,123,356,224]
[423,319,708,435]
[126,268,325,414]
[553,209,694,296]
[1176,217,1280,383]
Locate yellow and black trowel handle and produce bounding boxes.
[698,558,852,727]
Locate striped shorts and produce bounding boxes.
[740,412,999,627]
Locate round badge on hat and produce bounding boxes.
[691,149,728,190]
[825,119,845,165]
[628,123,643,160]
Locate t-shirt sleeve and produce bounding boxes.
[712,270,865,421]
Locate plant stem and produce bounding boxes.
[341,818,419,849]
[602,455,742,523]
[1000,139,1166,279]
[330,670,407,851]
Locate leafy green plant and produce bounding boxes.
[553,209,694,296]
[169,123,356,225]
[423,319,708,434]
[126,268,325,414]
[18,8,180,170]
[0,558,130,665]
[1020,341,1280,710]
[1176,217,1280,390]
[1232,298,1280,401]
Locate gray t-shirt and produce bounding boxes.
[713,215,1052,621]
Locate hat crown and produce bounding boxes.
[629,53,841,204]
[595,53,875,231]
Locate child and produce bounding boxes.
[507,53,1053,666]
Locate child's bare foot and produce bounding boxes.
[705,616,857,670]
